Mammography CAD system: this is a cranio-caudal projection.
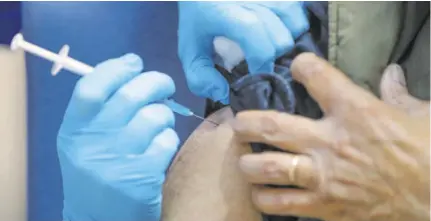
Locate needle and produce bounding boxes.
[10,33,219,126]
[192,114,219,126]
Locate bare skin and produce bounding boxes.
[161,57,429,221]
[162,107,262,221]
[232,53,430,221]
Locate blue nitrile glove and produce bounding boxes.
[57,53,179,221]
[178,1,310,104]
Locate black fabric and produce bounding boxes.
[205,3,329,221]
[205,2,328,119]
[390,1,430,63]
[389,2,430,100]
[230,72,296,154]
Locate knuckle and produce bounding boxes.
[261,154,283,178]
[319,185,337,203]
[236,12,261,28]
[331,137,352,157]
[300,157,319,187]
[116,84,141,103]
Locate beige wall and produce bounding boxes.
[0,46,27,221]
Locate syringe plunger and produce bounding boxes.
[9,33,217,125]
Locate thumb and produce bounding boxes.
[185,58,230,104]
[179,34,230,104]
[380,64,430,117]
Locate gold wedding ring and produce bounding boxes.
[289,155,300,183]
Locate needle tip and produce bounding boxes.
[192,114,219,126]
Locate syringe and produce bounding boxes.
[10,33,219,126]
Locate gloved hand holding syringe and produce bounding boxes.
[10,33,218,125]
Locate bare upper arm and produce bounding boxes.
[162,107,262,221]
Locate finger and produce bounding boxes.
[231,110,329,154]
[178,33,230,104]
[92,71,175,127]
[380,64,410,104]
[243,3,295,57]
[119,104,175,154]
[209,7,276,74]
[290,53,377,115]
[142,128,180,173]
[61,53,143,130]
[380,64,430,116]
[259,2,310,39]
[252,187,322,218]
[239,153,318,189]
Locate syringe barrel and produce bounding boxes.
[61,58,94,75]
[16,35,95,76]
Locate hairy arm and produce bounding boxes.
[162,107,262,221]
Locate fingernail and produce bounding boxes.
[386,64,406,86]
[291,53,322,80]
[122,53,143,67]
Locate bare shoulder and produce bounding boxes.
[162,107,261,221]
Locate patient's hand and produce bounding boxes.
[162,107,262,221]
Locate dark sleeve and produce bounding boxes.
[390,2,430,100]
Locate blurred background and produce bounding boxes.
[0,2,204,221]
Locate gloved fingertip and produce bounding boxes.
[209,84,230,104]
[186,65,230,103]
[121,53,144,70]
[219,95,230,105]
[155,128,180,151]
